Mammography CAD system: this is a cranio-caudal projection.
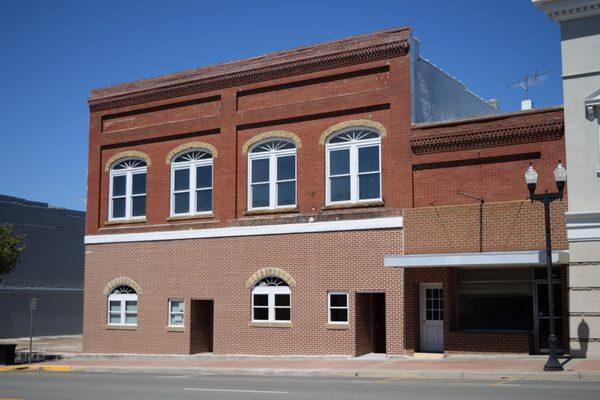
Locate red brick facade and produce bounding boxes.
[84,27,568,356]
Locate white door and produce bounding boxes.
[420,283,444,353]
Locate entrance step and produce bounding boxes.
[413,352,445,360]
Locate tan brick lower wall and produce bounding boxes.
[83,229,405,355]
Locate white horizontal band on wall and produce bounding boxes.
[85,217,403,244]
[566,210,600,243]
[384,250,570,268]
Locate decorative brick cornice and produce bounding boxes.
[165,141,218,164]
[89,27,410,112]
[245,267,297,288]
[105,151,151,171]
[319,119,388,145]
[102,276,142,296]
[411,108,564,154]
[241,131,302,154]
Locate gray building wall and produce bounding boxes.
[533,0,600,358]
[0,195,85,338]
[410,37,497,123]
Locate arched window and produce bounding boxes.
[170,150,213,216]
[109,159,147,220]
[326,128,381,204]
[251,277,291,322]
[248,139,296,210]
[108,285,138,326]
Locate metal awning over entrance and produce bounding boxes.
[384,250,569,268]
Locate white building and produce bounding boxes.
[533,0,600,357]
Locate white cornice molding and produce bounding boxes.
[85,217,403,245]
[533,0,600,22]
[384,250,569,268]
[566,210,600,242]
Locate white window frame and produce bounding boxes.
[168,299,185,327]
[170,151,213,217]
[108,160,147,221]
[107,292,138,326]
[325,129,381,205]
[328,292,349,324]
[247,140,297,211]
[251,285,291,322]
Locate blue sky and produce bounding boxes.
[0,0,561,211]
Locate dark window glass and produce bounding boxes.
[426,310,433,320]
[275,308,290,321]
[174,169,190,191]
[329,294,347,308]
[534,267,561,281]
[458,296,533,331]
[132,173,146,194]
[277,181,295,206]
[196,165,212,189]
[330,308,348,323]
[359,173,380,199]
[196,189,212,212]
[330,176,351,202]
[112,198,125,218]
[112,175,126,197]
[253,307,268,320]
[275,294,290,307]
[132,196,146,217]
[253,294,268,307]
[329,149,349,175]
[358,146,379,173]
[252,184,269,208]
[277,156,295,181]
[251,159,269,183]
[174,192,189,214]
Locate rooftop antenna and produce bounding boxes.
[507,69,551,111]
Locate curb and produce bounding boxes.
[0,365,73,372]
[42,365,600,381]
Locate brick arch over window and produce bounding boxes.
[165,141,219,164]
[102,277,143,296]
[241,131,302,154]
[104,151,151,172]
[319,119,388,145]
[245,268,296,288]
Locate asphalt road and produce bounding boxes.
[0,371,599,400]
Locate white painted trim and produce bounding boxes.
[86,216,403,244]
[384,250,569,268]
[566,210,600,242]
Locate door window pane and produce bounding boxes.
[252,184,269,208]
[174,192,190,214]
[277,181,295,206]
[330,176,351,202]
[196,165,212,189]
[277,156,295,180]
[196,189,212,212]
[251,159,269,183]
[174,169,190,191]
[330,149,349,175]
[358,146,379,173]
[112,175,126,196]
[132,173,146,194]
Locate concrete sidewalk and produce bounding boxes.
[13,354,600,381]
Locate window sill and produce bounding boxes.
[167,213,214,222]
[322,200,384,211]
[325,323,350,330]
[105,218,147,226]
[244,207,299,216]
[106,324,138,330]
[167,326,185,332]
[250,321,293,328]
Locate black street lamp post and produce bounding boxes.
[524,161,567,371]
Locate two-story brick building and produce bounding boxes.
[83,27,568,356]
